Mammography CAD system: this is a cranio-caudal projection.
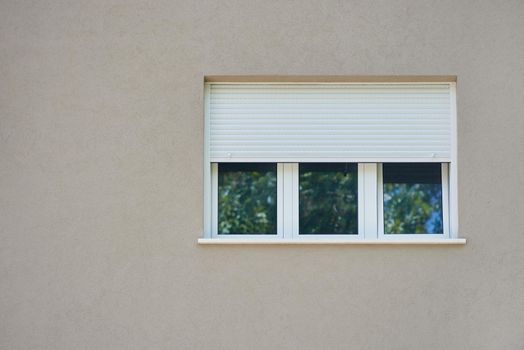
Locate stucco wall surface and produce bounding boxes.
[1,1,524,349]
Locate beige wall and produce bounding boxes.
[1,1,524,349]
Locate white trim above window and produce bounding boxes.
[202,79,464,244]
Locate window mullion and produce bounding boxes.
[358,164,365,237]
[277,163,284,238]
[442,163,450,238]
[281,163,296,239]
[292,163,299,238]
[363,163,379,239]
[377,163,384,238]
[210,163,218,238]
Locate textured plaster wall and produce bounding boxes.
[1,1,524,349]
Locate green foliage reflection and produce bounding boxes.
[218,164,277,234]
[383,183,443,234]
[299,163,358,234]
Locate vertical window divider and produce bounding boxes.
[364,163,379,239]
[279,163,299,239]
[377,163,385,238]
[357,163,365,238]
[281,163,295,239]
[292,163,299,238]
[277,163,285,238]
[210,163,218,238]
[442,163,450,238]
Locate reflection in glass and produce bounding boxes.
[218,163,277,235]
[299,163,358,235]
[383,163,443,234]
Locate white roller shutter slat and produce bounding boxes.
[208,84,452,162]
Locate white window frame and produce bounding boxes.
[210,162,365,241]
[200,80,464,245]
[210,162,285,241]
[377,163,450,241]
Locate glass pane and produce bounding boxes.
[299,163,358,235]
[218,163,277,235]
[383,163,443,234]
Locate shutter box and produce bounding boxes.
[206,83,454,163]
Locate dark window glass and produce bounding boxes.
[218,163,277,235]
[383,163,443,234]
[299,163,358,235]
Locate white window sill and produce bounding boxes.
[198,238,466,245]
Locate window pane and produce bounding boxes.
[218,163,277,235]
[383,163,443,234]
[299,163,358,235]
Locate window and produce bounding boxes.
[202,78,462,243]
[299,163,358,235]
[379,163,447,236]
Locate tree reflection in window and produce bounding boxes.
[218,163,277,235]
[383,163,443,234]
[299,163,358,235]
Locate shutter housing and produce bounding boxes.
[208,83,453,162]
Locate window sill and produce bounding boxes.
[198,238,467,245]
